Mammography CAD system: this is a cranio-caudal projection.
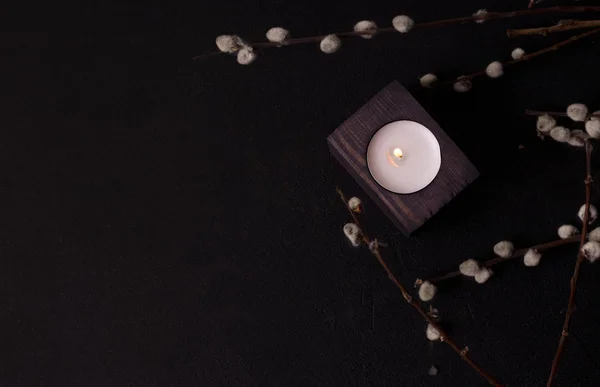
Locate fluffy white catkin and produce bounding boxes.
[473,9,488,24]
[550,126,570,143]
[511,48,525,60]
[266,27,290,43]
[558,224,579,239]
[567,103,589,122]
[485,61,503,78]
[474,267,493,283]
[343,223,361,247]
[453,77,472,93]
[392,15,414,33]
[493,241,514,258]
[537,114,556,133]
[354,20,377,38]
[237,47,257,65]
[582,241,600,263]
[585,112,600,139]
[568,137,585,148]
[566,136,584,148]
[524,249,542,267]
[569,130,588,147]
[426,324,441,341]
[420,73,438,88]
[459,259,480,276]
[578,204,598,224]
[418,281,437,302]
[348,197,362,212]
[588,227,600,242]
[574,129,590,139]
[320,34,341,53]
[216,35,245,53]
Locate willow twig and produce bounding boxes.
[546,140,594,387]
[508,19,600,37]
[526,109,600,119]
[416,235,580,285]
[436,28,600,87]
[193,6,600,60]
[336,187,502,386]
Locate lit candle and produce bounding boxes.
[367,120,441,194]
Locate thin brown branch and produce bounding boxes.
[193,6,600,60]
[508,19,600,37]
[546,140,594,387]
[336,187,503,387]
[417,235,580,285]
[436,28,600,87]
[526,109,600,119]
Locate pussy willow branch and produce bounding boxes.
[546,140,593,387]
[193,6,600,60]
[526,109,600,119]
[508,19,600,37]
[336,188,502,386]
[435,28,600,87]
[416,235,580,285]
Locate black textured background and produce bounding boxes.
[3,0,600,385]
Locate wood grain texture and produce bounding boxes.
[327,81,479,235]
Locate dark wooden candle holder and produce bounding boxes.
[328,81,479,235]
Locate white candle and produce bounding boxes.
[366,120,441,194]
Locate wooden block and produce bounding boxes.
[328,81,479,235]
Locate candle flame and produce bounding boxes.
[388,148,404,168]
